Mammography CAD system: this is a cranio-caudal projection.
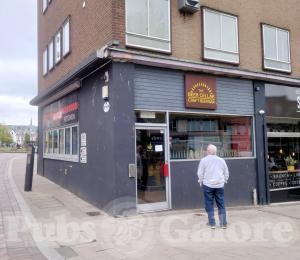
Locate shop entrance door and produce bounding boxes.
[135,127,170,212]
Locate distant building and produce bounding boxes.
[8,121,37,146]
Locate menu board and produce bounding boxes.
[269,171,300,190]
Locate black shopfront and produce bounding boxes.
[265,84,300,203]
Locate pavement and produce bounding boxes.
[0,153,300,260]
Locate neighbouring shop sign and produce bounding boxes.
[43,92,78,129]
[266,84,300,117]
[185,74,217,109]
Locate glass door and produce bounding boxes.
[135,127,169,212]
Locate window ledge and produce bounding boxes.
[44,154,79,162]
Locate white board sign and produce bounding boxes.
[81,133,87,147]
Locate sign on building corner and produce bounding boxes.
[80,132,87,163]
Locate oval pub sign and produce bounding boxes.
[185,74,217,110]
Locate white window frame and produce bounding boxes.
[43,48,48,76]
[262,24,291,73]
[203,8,239,64]
[42,0,48,13]
[55,29,62,64]
[44,124,79,162]
[48,39,54,71]
[62,17,71,57]
[125,0,171,53]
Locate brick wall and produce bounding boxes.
[38,0,114,93]
[38,0,300,94]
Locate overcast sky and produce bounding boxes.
[0,0,37,126]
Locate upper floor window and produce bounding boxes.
[203,8,239,64]
[62,18,70,56]
[43,48,48,76]
[48,39,54,70]
[262,24,291,73]
[43,0,52,13]
[42,0,47,13]
[55,30,62,64]
[125,0,171,52]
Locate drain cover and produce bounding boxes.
[86,211,101,216]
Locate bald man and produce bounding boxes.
[197,144,229,229]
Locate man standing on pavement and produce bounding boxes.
[197,144,229,229]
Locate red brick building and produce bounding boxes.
[32,0,300,214]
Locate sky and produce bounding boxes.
[0,0,37,126]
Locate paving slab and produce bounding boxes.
[1,153,300,260]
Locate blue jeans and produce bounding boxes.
[203,185,227,226]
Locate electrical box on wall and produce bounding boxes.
[178,0,200,13]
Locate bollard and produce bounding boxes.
[24,145,35,192]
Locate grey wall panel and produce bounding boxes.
[170,159,257,209]
[134,66,254,115]
[42,63,137,215]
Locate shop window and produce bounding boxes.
[44,125,78,162]
[48,39,54,71]
[169,114,253,160]
[203,8,239,64]
[59,129,65,154]
[65,127,71,155]
[43,48,48,76]
[53,129,58,154]
[55,30,62,64]
[125,0,170,52]
[262,24,291,72]
[72,126,78,155]
[62,18,70,57]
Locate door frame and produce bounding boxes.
[135,124,171,213]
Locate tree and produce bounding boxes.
[24,132,30,145]
[0,124,13,146]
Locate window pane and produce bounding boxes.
[43,49,48,75]
[48,40,54,70]
[264,59,291,72]
[126,34,170,51]
[126,0,147,35]
[222,15,237,52]
[72,126,78,155]
[169,114,253,160]
[264,26,277,60]
[43,0,47,12]
[44,131,49,153]
[65,128,71,155]
[59,129,65,154]
[204,48,239,63]
[48,131,53,153]
[55,31,61,64]
[149,0,169,39]
[204,10,221,49]
[277,30,289,62]
[63,20,70,56]
[53,130,58,154]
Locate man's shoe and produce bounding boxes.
[220,225,227,229]
[206,223,216,229]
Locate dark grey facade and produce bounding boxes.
[35,60,266,214]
